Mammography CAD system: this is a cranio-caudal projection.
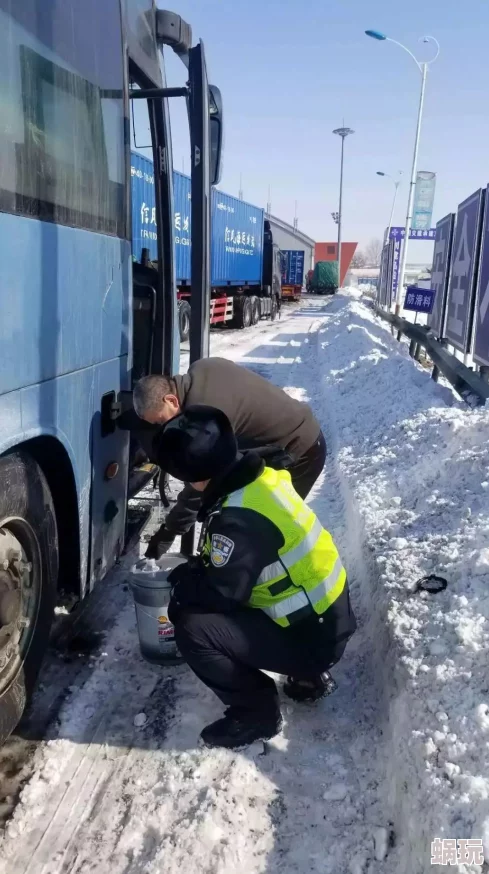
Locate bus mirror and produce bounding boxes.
[209,85,223,186]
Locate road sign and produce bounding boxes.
[412,171,436,230]
[445,188,485,353]
[389,227,436,240]
[473,184,489,366]
[404,286,436,314]
[427,213,455,338]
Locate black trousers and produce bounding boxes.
[288,430,327,499]
[175,605,346,715]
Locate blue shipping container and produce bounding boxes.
[282,250,305,286]
[211,190,264,286]
[131,153,158,262]
[173,170,192,282]
[130,152,264,286]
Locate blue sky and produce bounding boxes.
[155,0,488,251]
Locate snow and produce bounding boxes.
[1,293,489,874]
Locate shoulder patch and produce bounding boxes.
[210,533,235,568]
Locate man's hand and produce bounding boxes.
[145,526,175,559]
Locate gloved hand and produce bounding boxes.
[167,555,203,586]
[167,558,203,622]
[145,525,175,559]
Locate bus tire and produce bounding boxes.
[230,296,252,329]
[0,452,58,744]
[178,300,191,343]
[251,297,260,325]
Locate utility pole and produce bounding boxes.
[333,127,354,288]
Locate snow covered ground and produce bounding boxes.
[1,293,488,874]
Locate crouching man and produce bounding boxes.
[154,405,356,750]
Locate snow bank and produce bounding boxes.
[318,292,489,873]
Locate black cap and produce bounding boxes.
[153,405,238,482]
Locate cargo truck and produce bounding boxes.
[281,249,305,301]
[310,261,338,294]
[132,153,282,340]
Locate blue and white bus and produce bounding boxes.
[0,0,222,741]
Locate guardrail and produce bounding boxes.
[374,306,489,408]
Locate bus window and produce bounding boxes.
[0,0,126,237]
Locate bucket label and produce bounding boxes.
[158,626,174,638]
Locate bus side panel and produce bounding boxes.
[11,357,128,594]
[0,216,131,396]
[3,369,94,590]
[89,358,130,586]
[0,214,132,592]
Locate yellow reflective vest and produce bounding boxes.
[221,466,347,628]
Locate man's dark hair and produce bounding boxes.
[133,374,176,417]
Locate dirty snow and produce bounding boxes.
[1,293,488,874]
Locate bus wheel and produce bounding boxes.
[251,297,260,325]
[178,301,191,343]
[0,453,58,744]
[230,296,253,329]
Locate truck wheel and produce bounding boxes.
[251,297,260,325]
[178,301,191,342]
[0,452,58,744]
[230,296,253,329]
[270,296,278,321]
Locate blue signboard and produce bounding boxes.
[404,286,436,314]
[412,171,436,231]
[282,250,305,286]
[427,213,455,338]
[473,184,489,367]
[389,227,436,240]
[445,188,485,353]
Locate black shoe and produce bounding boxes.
[283,671,338,702]
[200,707,283,750]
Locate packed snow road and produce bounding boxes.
[1,294,488,874]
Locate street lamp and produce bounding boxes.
[366,29,440,313]
[331,211,339,225]
[333,127,354,289]
[376,170,402,244]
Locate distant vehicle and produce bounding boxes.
[132,154,282,338]
[281,250,305,301]
[310,261,338,295]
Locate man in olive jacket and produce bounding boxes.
[133,357,326,558]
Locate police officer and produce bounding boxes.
[154,405,356,750]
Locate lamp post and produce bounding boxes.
[333,127,354,289]
[376,170,402,245]
[366,30,439,313]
